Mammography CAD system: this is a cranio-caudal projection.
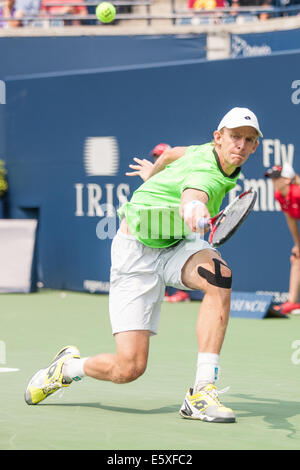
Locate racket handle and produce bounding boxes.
[198,217,210,229]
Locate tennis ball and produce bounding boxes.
[96,2,116,23]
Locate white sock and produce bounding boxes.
[193,353,220,393]
[63,357,88,381]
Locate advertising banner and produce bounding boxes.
[3,47,300,295]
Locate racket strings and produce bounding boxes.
[211,191,256,246]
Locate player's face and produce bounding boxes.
[214,126,259,174]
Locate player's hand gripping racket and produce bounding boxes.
[199,188,257,247]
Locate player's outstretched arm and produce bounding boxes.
[126,146,188,181]
[180,188,211,233]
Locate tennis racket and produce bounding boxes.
[199,188,257,247]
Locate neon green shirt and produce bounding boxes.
[118,143,241,248]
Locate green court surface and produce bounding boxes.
[1,289,300,450]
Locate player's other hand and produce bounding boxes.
[126,157,154,182]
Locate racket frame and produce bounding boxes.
[208,188,257,247]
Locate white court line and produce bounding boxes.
[0,368,20,373]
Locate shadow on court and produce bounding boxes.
[42,394,300,438]
[42,402,180,415]
[228,394,300,438]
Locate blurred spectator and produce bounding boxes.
[0,0,19,27]
[0,160,7,198]
[188,0,276,20]
[265,163,300,315]
[278,0,300,17]
[0,0,40,27]
[188,0,225,8]
[259,0,273,20]
[0,160,7,219]
[150,143,171,161]
[228,0,274,20]
[229,0,240,15]
[14,0,40,24]
[238,0,261,5]
[40,0,88,25]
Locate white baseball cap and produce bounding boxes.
[217,107,263,137]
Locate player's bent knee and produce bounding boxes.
[197,258,232,290]
[112,360,147,384]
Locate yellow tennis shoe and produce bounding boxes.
[179,384,236,423]
[24,346,80,405]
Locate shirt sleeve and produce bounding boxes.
[180,168,222,201]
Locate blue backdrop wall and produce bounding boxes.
[0,34,206,78]
[2,38,300,297]
[231,29,300,58]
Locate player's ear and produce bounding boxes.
[213,130,222,144]
[252,139,259,153]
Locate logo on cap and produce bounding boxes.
[244,116,251,120]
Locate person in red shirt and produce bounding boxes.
[149,143,191,303]
[40,0,87,25]
[265,163,300,315]
[188,0,225,8]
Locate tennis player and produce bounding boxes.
[148,142,190,303]
[25,107,261,423]
[265,163,300,315]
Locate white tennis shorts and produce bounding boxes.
[109,230,216,335]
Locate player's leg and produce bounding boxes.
[25,230,164,405]
[180,248,235,423]
[24,331,150,405]
[24,345,81,405]
[182,248,232,356]
[164,242,235,422]
[81,330,150,383]
[68,226,163,384]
